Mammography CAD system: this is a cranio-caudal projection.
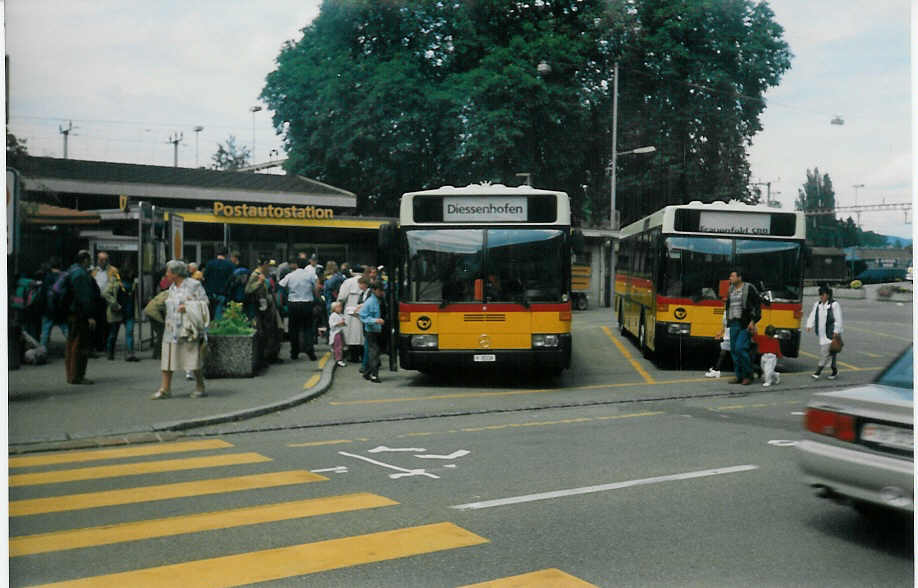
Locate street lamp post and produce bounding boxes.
[193,125,204,167]
[249,105,262,163]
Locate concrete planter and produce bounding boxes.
[877,292,913,303]
[204,334,259,378]
[832,288,867,300]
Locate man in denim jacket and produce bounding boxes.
[358,282,385,383]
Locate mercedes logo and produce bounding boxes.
[478,334,491,348]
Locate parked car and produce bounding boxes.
[797,345,913,515]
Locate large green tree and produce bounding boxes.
[211,135,251,171]
[795,168,889,247]
[261,0,791,225]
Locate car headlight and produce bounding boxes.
[667,323,691,335]
[532,334,560,348]
[410,334,438,349]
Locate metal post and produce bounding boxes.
[609,61,619,312]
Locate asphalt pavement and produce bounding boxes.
[7,282,912,452]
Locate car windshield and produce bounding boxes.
[875,346,913,391]
[404,228,565,303]
[661,237,802,301]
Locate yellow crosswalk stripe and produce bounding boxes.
[460,568,598,587]
[9,452,272,487]
[10,493,398,557]
[32,522,488,587]
[10,470,326,517]
[9,440,234,469]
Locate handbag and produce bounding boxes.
[829,334,844,354]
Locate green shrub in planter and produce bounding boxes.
[208,301,255,335]
[849,280,862,289]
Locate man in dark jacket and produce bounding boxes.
[723,269,761,385]
[203,246,235,320]
[65,250,99,384]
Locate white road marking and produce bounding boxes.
[339,451,440,479]
[450,465,759,511]
[367,445,426,453]
[311,466,349,474]
[791,411,805,416]
[415,450,470,460]
[444,464,457,468]
[768,440,799,447]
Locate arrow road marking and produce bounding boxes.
[311,466,349,474]
[339,452,439,479]
[367,446,426,453]
[414,450,470,460]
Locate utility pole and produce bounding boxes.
[168,132,183,167]
[193,126,204,167]
[59,121,73,159]
[250,105,262,163]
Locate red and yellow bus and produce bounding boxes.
[390,184,578,374]
[614,202,807,358]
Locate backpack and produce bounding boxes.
[47,270,74,323]
[11,278,42,313]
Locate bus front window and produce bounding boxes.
[736,240,802,302]
[663,237,733,300]
[486,229,565,303]
[406,230,483,303]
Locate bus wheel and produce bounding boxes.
[575,295,588,311]
[617,302,625,335]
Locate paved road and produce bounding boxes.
[9,293,912,586]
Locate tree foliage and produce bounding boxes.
[7,128,28,167]
[795,167,889,247]
[262,0,791,225]
[211,135,251,171]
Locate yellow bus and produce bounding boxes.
[386,184,579,374]
[615,201,807,359]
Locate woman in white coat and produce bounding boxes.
[153,260,210,399]
[337,268,367,363]
[805,285,843,380]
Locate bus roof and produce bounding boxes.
[620,201,805,240]
[402,183,566,198]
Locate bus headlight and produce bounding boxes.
[773,328,794,340]
[532,334,560,348]
[666,323,691,335]
[410,334,438,349]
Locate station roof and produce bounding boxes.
[13,156,357,208]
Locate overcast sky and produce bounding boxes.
[5,0,913,239]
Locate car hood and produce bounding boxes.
[809,385,913,425]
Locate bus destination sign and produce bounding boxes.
[443,197,528,222]
[698,211,771,235]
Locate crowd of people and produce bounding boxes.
[9,246,391,392]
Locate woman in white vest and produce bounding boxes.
[337,267,367,363]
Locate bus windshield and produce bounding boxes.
[405,229,565,303]
[662,237,802,302]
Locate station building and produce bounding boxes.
[12,155,391,274]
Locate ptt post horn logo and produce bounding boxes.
[416,316,432,331]
[674,307,687,320]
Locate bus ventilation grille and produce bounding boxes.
[464,314,506,322]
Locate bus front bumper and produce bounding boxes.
[398,334,571,372]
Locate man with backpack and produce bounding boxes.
[63,250,100,384]
[39,257,68,349]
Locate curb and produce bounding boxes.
[8,355,338,455]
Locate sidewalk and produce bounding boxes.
[8,333,335,452]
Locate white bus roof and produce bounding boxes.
[400,183,571,226]
[620,201,805,239]
[403,183,566,198]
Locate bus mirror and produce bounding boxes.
[378,221,398,252]
[571,229,585,255]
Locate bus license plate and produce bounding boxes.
[474,354,496,362]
